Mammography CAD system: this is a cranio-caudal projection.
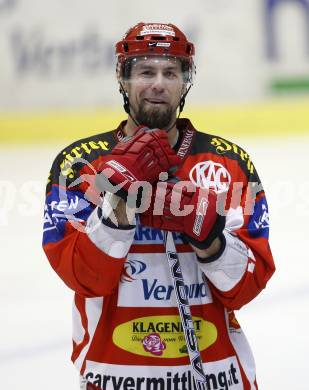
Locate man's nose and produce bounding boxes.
[151,73,165,92]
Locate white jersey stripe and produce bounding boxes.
[225,309,257,389]
[72,299,85,345]
[74,297,104,371]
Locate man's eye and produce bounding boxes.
[165,71,177,78]
[141,70,153,76]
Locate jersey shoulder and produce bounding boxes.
[56,129,117,164]
[192,130,260,182]
[46,129,117,192]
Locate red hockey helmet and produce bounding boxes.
[116,22,195,82]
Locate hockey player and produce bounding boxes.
[43,22,275,390]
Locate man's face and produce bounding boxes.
[124,56,185,129]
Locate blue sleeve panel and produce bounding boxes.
[43,185,94,245]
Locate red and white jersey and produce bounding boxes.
[43,119,275,390]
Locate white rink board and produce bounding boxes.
[0,136,309,389]
[1,0,309,110]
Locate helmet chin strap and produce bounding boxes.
[119,82,140,127]
[119,82,192,132]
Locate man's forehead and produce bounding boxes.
[131,56,182,69]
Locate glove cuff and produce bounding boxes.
[184,214,226,250]
[195,233,227,263]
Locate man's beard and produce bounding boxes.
[133,103,175,129]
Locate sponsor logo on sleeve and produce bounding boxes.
[248,196,269,238]
[43,189,91,229]
[43,188,92,245]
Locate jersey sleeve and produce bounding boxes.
[197,156,275,310]
[42,149,132,298]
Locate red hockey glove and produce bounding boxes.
[140,180,226,249]
[95,127,181,201]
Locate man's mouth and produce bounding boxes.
[144,98,167,105]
